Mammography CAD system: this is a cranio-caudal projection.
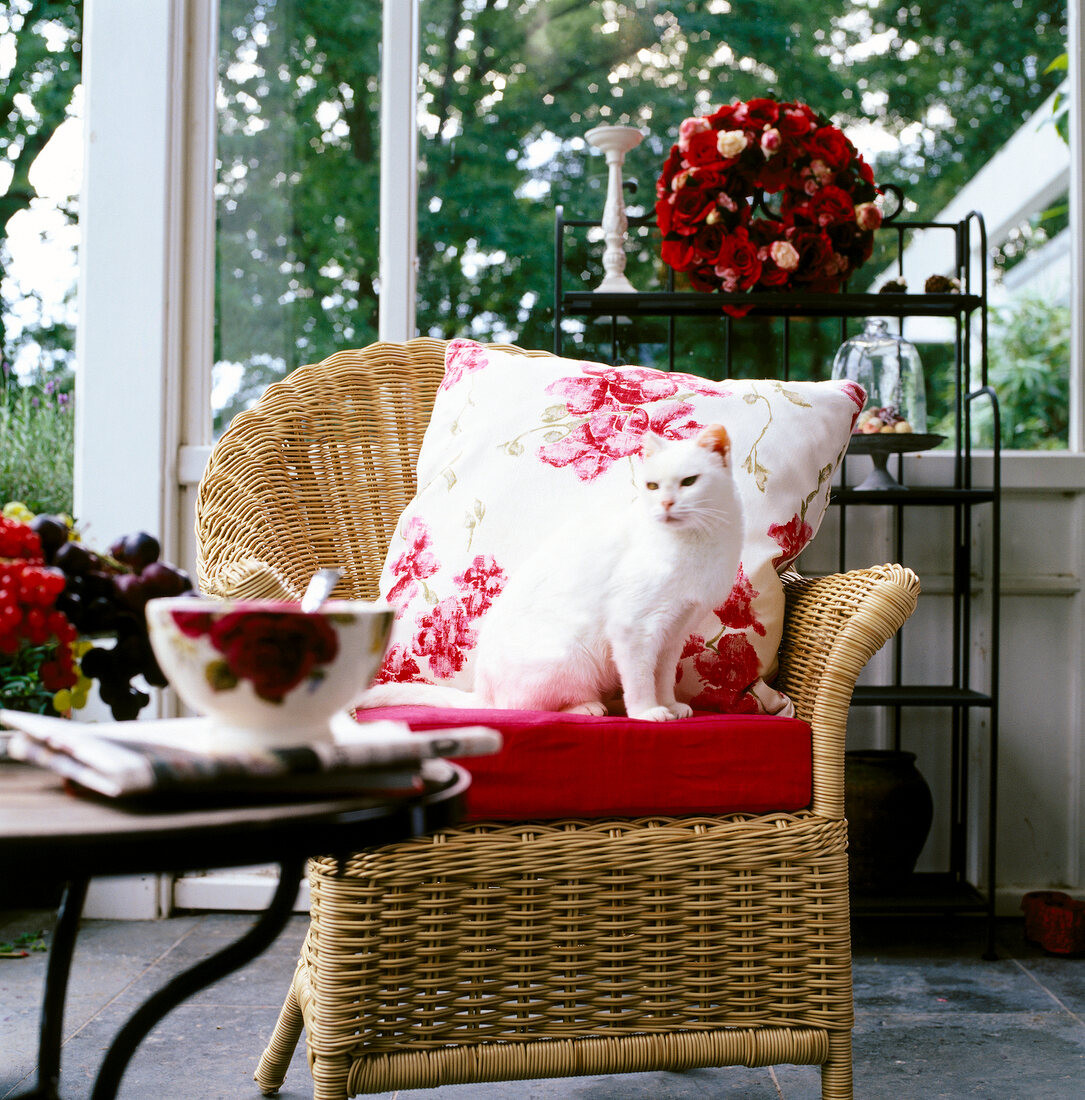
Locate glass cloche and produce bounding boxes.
[832,318,927,435]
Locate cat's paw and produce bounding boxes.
[666,702,694,719]
[562,700,609,716]
[630,705,678,722]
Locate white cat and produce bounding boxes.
[361,423,745,721]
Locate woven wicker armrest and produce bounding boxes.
[199,557,299,602]
[778,563,920,817]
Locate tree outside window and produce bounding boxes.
[0,1,1072,466]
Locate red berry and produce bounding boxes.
[24,607,49,645]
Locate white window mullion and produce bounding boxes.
[1069,0,1084,453]
[76,0,206,918]
[174,0,218,580]
[378,0,420,341]
[75,0,177,561]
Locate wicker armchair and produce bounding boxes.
[194,338,920,1100]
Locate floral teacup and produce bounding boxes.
[145,597,394,749]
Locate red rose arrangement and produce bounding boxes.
[655,98,881,312]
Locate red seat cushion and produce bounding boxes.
[363,706,812,820]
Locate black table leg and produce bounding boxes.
[89,856,307,1100]
[25,877,90,1100]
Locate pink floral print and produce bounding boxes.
[768,514,814,571]
[666,370,734,398]
[675,634,705,686]
[674,574,767,710]
[454,555,507,618]
[386,517,440,614]
[691,633,762,714]
[715,565,766,637]
[373,643,424,685]
[548,364,687,414]
[538,364,708,481]
[441,339,491,391]
[378,553,508,683]
[839,379,866,410]
[413,597,476,679]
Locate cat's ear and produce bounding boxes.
[696,424,731,465]
[640,432,665,458]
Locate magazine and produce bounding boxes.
[0,709,500,802]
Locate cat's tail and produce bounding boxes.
[357,681,481,709]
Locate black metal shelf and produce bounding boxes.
[853,686,993,709]
[555,206,1000,955]
[561,288,983,320]
[832,485,996,505]
[851,873,989,915]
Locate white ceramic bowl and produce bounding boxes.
[145,597,394,748]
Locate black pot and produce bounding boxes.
[845,749,933,894]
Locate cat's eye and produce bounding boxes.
[646,481,659,491]
[681,475,699,487]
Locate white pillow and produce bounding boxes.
[375,339,864,714]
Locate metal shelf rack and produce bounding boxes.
[554,206,1001,957]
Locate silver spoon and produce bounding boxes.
[301,568,342,612]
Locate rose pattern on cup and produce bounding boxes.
[171,608,340,704]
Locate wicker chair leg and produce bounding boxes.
[253,972,305,1096]
[820,1030,853,1100]
[310,1052,351,1100]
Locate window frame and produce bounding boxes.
[76,0,1085,584]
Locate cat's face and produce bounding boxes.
[637,425,734,530]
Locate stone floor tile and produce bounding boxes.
[1013,955,1085,1015]
[392,1067,782,1098]
[40,1002,311,1100]
[4,911,1085,1100]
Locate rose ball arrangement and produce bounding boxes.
[0,504,193,720]
[655,98,882,312]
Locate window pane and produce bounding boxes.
[0,2,81,513]
[214,0,381,434]
[212,1,1069,449]
[415,1,1068,446]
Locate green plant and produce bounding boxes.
[1045,51,1069,145]
[0,642,66,714]
[0,378,75,514]
[934,295,1070,450]
[0,929,47,958]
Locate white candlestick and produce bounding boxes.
[585,124,644,293]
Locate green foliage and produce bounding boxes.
[0,376,75,513]
[0,929,48,956]
[4,1,1070,451]
[213,0,1066,434]
[842,3,1066,220]
[0,642,61,714]
[987,295,1071,450]
[0,1,82,364]
[1045,50,1069,144]
[932,295,1071,450]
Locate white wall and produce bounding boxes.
[803,451,1085,913]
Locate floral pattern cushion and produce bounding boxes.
[375,339,864,714]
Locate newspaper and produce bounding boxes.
[0,709,500,802]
